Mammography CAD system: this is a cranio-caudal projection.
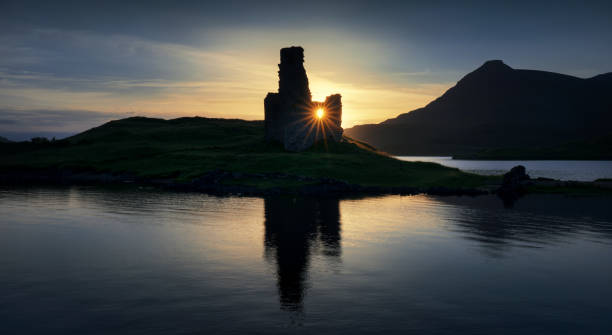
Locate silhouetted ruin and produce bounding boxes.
[265,47,343,151]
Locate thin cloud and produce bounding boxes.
[0,108,131,133]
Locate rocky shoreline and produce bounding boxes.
[1,167,610,200]
[0,169,491,197]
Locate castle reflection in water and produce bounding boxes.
[263,197,341,311]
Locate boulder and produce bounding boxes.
[497,165,531,206]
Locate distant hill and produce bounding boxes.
[345,60,612,158]
[453,133,612,160]
[0,136,11,143]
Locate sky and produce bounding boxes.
[1,0,611,140]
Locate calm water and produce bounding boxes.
[1,187,612,334]
[395,156,612,181]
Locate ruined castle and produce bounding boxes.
[264,47,343,151]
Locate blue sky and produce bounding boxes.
[1,0,611,140]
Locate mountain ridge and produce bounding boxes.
[345,60,612,157]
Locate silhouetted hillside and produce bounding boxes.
[0,116,494,191]
[0,136,11,143]
[345,61,612,158]
[453,133,612,160]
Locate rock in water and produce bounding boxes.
[503,165,530,185]
[264,47,343,151]
[497,165,531,206]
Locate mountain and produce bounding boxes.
[345,60,612,157]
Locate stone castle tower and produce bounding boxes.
[264,47,343,151]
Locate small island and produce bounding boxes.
[1,48,610,198]
[0,115,498,195]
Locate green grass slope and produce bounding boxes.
[1,117,497,190]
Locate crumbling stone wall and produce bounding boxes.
[264,46,343,151]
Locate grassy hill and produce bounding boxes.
[0,117,497,192]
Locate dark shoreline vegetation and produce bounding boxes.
[452,134,612,160]
[1,117,611,197]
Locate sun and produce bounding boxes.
[316,108,325,119]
